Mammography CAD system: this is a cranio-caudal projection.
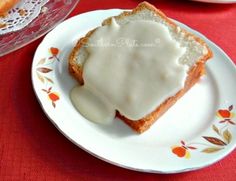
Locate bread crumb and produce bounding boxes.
[18,9,26,16]
[0,23,7,28]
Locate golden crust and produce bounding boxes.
[68,1,213,133]
[117,61,206,133]
[69,29,97,85]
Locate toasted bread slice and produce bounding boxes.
[69,1,213,133]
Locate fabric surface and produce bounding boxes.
[0,0,236,180]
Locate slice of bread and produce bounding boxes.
[69,1,213,133]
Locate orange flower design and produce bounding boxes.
[171,141,196,159]
[48,92,60,102]
[36,47,61,108]
[172,146,189,158]
[171,105,235,158]
[49,47,60,62]
[50,47,59,56]
[42,87,60,108]
[216,105,235,124]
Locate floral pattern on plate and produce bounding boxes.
[172,105,235,158]
[35,47,60,108]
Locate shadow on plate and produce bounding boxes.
[93,117,137,138]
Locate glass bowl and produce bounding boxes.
[0,0,80,57]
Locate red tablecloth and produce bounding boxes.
[0,0,236,180]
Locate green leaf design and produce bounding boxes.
[212,125,220,135]
[223,129,232,144]
[203,136,226,146]
[202,147,223,153]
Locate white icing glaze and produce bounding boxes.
[70,86,115,124]
[71,18,187,123]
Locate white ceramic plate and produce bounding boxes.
[32,9,236,173]
[191,0,236,3]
